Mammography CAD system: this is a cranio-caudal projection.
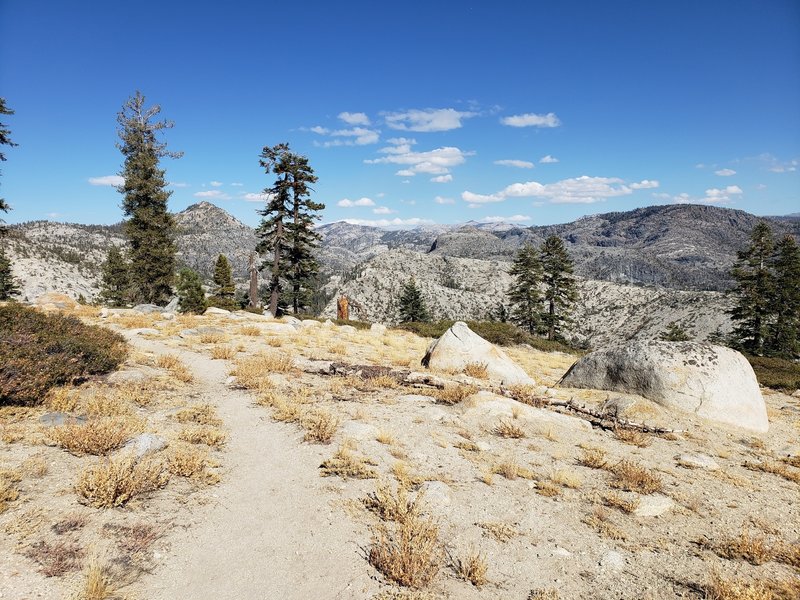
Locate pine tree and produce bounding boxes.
[0,246,19,300]
[117,91,181,305]
[399,278,430,322]
[208,254,238,310]
[507,243,543,334]
[659,322,693,342]
[0,97,17,220]
[176,268,206,314]
[255,143,323,316]
[97,246,130,307]
[766,234,800,357]
[539,235,578,341]
[730,222,775,354]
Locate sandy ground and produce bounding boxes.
[1,307,799,600]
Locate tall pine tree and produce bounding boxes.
[730,222,775,354]
[255,143,323,316]
[0,97,17,221]
[208,254,238,310]
[540,235,578,341]
[117,91,181,305]
[399,278,430,322]
[507,243,543,334]
[97,246,130,307]
[0,246,19,300]
[766,234,800,357]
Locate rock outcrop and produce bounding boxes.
[422,321,535,386]
[559,340,768,432]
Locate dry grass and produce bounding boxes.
[49,416,144,456]
[463,362,489,379]
[363,482,422,523]
[602,491,640,514]
[365,375,401,390]
[26,539,85,576]
[392,461,426,488]
[613,427,652,448]
[452,548,488,587]
[535,481,561,497]
[199,331,227,344]
[528,590,560,600]
[44,386,82,412]
[156,354,193,383]
[1,469,21,512]
[167,443,219,484]
[434,384,478,405]
[178,425,226,448]
[106,522,163,555]
[75,454,168,508]
[550,469,582,489]
[302,410,340,444]
[774,540,800,568]
[22,455,49,478]
[52,514,89,535]
[174,404,222,427]
[493,420,526,439]
[744,460,800,485]
[376,430,397,445]
[492,458,536,480]
[320,443,377,479]
[85,394,133,417]
[368,512,443,588]
[609,460,663,494]
[506,384,548,407]
[74,557,117,600]
[478,521,518,543]
[230,353,294,389]
[210,345,237,360]
[578,447,609,469]
[703,570,776,600]
[582,506,627,540]
[238,325,261,336]
[699,532,794,567]
[455,440,480,452]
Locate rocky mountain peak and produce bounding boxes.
[176,201,248,231]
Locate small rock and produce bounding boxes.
[339,421,377,441]
[396,394,437,405]
[262,309,274,319]
[226,376,238,387]
[196,326,225,335]
[261,323,297,334]
[282,316,302,326]
[294,358,334,375]
[323,319,335,328]
[179,329,199,338]
[132,328,160,336]
[106,368,155,384]
[301,320,322,328]
[599,550,625,572]
[124,433,167,459]
[370,323,387,335]
[133,304,162,314]
[418,481,451,508]
[39,412,86,427]
[552,547,572,558]
[164,297,179,312]
[634,494,675,517]
[676,453,720,470]
[160,312,176,320]
[204,307,230,315]
[99,307,110,318]
[339,325,357,334]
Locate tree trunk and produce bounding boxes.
[248,253,259,308]
[548,299,555,340]
[270,219,283,316]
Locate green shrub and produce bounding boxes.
[746,355,800,392]
[396,320,581,355]
[0,304,127,405]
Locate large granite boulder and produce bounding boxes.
[560,340,768,432]
[421,321,535,385]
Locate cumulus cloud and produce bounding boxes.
[704,185,743,202]
[480,215,531,223]
[501,112,560,128]
[434,196,455,205]
[88,175,124,186]
[384,108,476,132]
[310,126,329,135]
[431,174,453,183]
[342,217,434,228]
[366,145,471,177]
[210,181,223,187]
[372,206,396,215]
[242,192,271,202]
[230,182,244,186]
[629,180,660,189]
[338,111,370,126]
[715,168,736,176]
[168,181,189,188]
[462,176,659,205]
[337,197,375,207]
[194,190,231,200]
[539,155,559,163]
[494,159,534,169]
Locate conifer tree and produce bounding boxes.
[255,143,323,316]
[97,246,130,307]
[539,235,578,341]
[399,278,430,322]
[0,97,17,221]
[766,234,800,357]
[117,91,181,305]
[507,243,543,334]
[0,246,19,300]
[176,268,206,314]
[730,222,775,354]
[208,254,238,310]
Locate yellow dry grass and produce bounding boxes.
[237,325,261,336]
[493,419,526,439]
[178,425,226,448]
[463,362,489,379]
[174,404,222,427]
[156,354,193,383]
[368,511,443,589]
[578,447,609,469]
[613,427,652,448]
[492,458,536,480]
[550,469,582,489]
[609,460,663,494]
[44,386,82,412]
[602,491,640,514]
[0,468,21,513]
[320,443,377,479]
[230,353,294,389]
[75,454,168,508]
[744,460,800,485]
[434,384,478,405]
[363,481,422,523]
[452,548,489,587]
[167,443,220,484]
[302,410,340,444]
[73,557,117,600]
[478,521,518,543]
[210,345,237,360]
[49,416,144,456]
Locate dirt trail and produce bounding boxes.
[129,336,378,600]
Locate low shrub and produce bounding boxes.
[746,355,800,392]
[0,304,127,405]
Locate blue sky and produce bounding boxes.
[1,0,798,228]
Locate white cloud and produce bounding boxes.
[715,168,736,177]
[337,197,375,207]
[372,206,396,215]
[46,212,62,219]
[312,125,380,147]
[435,196,455,205]
[242,192,271,202]
[194,190,231,200]
[501,112,560,128]
[462,176,658,205]
[704,185,743,202]
[539,155,559,164]
[338,111,370,126]
[342,217,434,228]
[480,215,531,223]
[366,145,471,177]
[431,174,453,183]
[629,180,660,189]
[230,182,244,187]
[210,181,223,187]
[168,181,189,188]
[310,126,329,135]
[494,159,534,169]
[695,163,706,169]
[88,175,124,186]
[385,108,476,132]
